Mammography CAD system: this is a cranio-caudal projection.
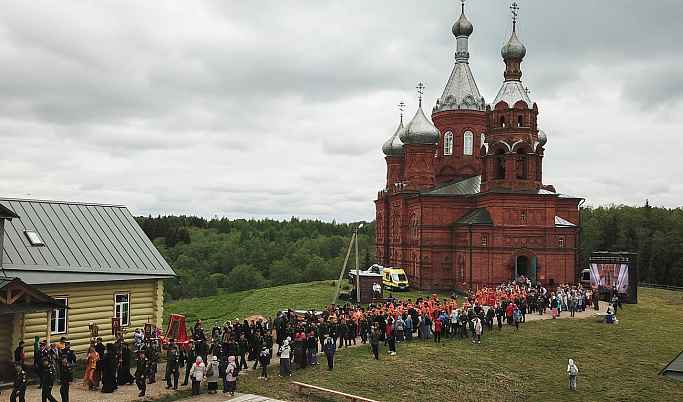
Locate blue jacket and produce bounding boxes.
[323,341,336,357]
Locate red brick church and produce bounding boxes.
[375,3,581,291]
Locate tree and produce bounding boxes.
[269,259,302,285]
[226,264,266,292]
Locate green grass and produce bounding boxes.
[164,286,683,401]
[165,281,355,324]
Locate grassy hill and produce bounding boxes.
[164,285,683,401]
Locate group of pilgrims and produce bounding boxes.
[6,279,602,400]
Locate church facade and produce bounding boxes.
[375,4,582,291]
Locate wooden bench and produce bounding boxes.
[292,381,380,402]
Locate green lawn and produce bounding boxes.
[163,286,683,401]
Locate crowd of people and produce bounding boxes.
[5,280,598,399]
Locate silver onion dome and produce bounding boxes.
[400,105,441,145]
[382,121,405,156]
[501,29,526,60]
[538,129,547,146]
[452,8,473,37]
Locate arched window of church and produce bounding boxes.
[518,115,523,127]
[495,149,506,180]
[516,148,528,179]
[500,116,505,127]
[410,214,419,240]
[444,131,453,155]
[463,131,473,155]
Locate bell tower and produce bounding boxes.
[481,3,545,192]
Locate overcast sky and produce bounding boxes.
[1,1,681,223]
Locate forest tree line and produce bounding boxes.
[134,215,375,300]
[137,201,683,300]
[580,201,683,287]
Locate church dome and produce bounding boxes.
[452,9,473,37]
[501,29,526,60]
[400,105,440,145]
[382,121,405,156]
[538,129,547,146]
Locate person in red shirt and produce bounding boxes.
[14,340,25,363]
[506,304,516,325]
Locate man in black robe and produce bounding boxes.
[117,343,135,385]
[100,343,117,393]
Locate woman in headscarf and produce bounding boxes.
[84,345,101,390]
[225,355,238,396]
[292,334,303,370]
[100,343,117,393]
[188,356,206,396]
[279,339,291,377]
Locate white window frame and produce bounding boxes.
[444,131,453,155]
[114,292,131,327]
[521,211,526,221]
[482,236,487,246]
[463,131,473,155]
[24,230,45,246]
[51,297,68,335]
[559,237,564,247]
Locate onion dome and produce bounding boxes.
[452,4,473,37]
[382,121,405,156]
[538,129,547,146]
[501,28,526,60]
[400,105,441,145]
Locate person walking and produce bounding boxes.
[83,346,101,390]
[387,325,396,356]
[11,361,27,402]
[370,324,381,360]
[181,339,195,386]
[206,356,220,394]
[257,346,271,380]
[59,355,73,402]
[224,356,238,397]
[567,359,579,391]
[323,337,336,370]
[134,350,149,398]
[278,339,292,377]
[166,346,180,390]
[40,357,58,402]
[513,306,522,332]
[433,318,442,342]
[472,317,483,344]
[188,356,206,396]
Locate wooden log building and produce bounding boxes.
[0,197,175,378]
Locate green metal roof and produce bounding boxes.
[420,175,481,196]
[451,208,494,226]
[0,203,19,219]
[660,350,683,383]
[0,198,175,285]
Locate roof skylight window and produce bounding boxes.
[24,230,45,246]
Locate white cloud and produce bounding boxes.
[0,0,682,223]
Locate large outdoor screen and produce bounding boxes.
[589,251,637,303]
